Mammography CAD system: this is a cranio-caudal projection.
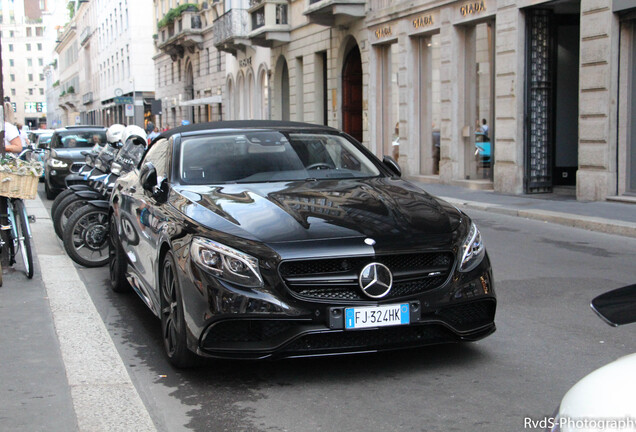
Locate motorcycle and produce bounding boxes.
[61,130,146,268]
[52,141,119,239]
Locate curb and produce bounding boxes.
[26,195,157,432]
[441,197,636,238]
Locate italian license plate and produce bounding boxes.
[345,304,410,330]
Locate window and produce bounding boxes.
[29,88,34,95]
[11,89,16,96]
[10,74,15,81]
[39,73,44,81]
[36,27,44,37]
[9,59,14,67]
[9,44,13,52]
[27,27,32,37]
[37,43,42,51]
[26,43,31,51]
[27,58,33,67]
[38,58,43,66]
[28,74,34,81]
[39,88,44,96]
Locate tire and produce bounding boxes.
[50,188,77,219]
[63,204,110,268]
[53,194,89,239]
[109,216,130,293]
[161,251,198,368]
[45,179,56,200]
[12,200,34,279]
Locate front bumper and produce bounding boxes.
[180,251,496,360]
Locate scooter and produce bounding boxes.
[62,132,146,268]
[52,141,120,239]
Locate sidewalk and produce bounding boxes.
[411,181,636,238]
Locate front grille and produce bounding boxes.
[71,162,85,173]
[283,325,455,353]
[434,299,496,331]
[279,252,454,302]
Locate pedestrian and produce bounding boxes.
[481,118,489,138]
[162,124,170,132]
[145,120,155,134]
[147,126,160,145]
[3,102,23,153]
[16,123,30,149]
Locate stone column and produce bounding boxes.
[577,1,620,201]
[494,0,525,194]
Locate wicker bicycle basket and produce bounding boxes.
[0,172,39,200]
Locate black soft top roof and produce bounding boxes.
[153,120,340,144]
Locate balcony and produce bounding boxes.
[213,9,250,55]
[248,0,291,47]
[157,9,204,60]
[303,0,365,26]
[80,26,91,46]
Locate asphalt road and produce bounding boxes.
[39,190,636,432]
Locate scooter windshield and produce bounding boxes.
[114,139,145,172]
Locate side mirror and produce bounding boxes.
[591,284,636,327]
[139,162,158,194]
[382,155,402,177]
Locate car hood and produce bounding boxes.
[558,353,636,426]
[51,147,93,161]
[171,178,462,246]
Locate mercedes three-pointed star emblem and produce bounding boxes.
[358,262,393,299]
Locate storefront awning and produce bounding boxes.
[179,95,222,106]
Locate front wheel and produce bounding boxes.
[12,200,33,279]
[109,216,130,293]
[44,179,56,200]
[161,251,198,368]
[53,194,90,239]
[63,204,110,268]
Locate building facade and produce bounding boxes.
[1,0,57,128]
[365,0,636,201]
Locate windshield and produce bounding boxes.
[52,130,107,149]
[179,131,381,185]
[115,138,146,169]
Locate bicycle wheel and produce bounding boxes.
[12,199,34,279]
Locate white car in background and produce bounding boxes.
[549,284,636,432]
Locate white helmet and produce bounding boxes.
[121,125,147,144]
[106,123,126,144]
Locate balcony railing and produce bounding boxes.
[157,10,204,58]
[213,9,250,54]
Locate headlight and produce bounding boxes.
[459,222,485,272]
[110,162,122,175]
[190,237,263,288]
[48,158,68,168]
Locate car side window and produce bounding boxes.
[142,138,171,181]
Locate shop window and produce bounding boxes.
[417,33,441,175]
[464,22,494,181]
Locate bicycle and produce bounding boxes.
[0,148,39,286]
[0,196,34,283]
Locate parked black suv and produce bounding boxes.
[44,125,108,199]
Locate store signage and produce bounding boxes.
[375,26,392,39]
[239,57,252,68]
[114,96,134,105]
[412,14,434,29]
[460,0,486,16]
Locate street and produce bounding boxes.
[29,185,636,432]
